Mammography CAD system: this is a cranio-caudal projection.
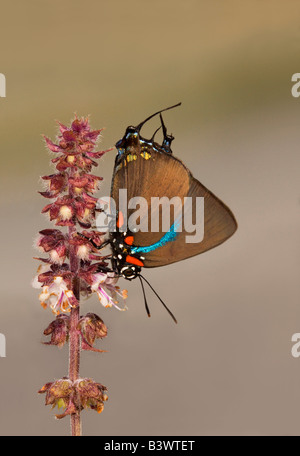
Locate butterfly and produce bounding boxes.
[84,103,237,321]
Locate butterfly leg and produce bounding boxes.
[78,233,111,250]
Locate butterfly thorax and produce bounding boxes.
[110,229,144,280]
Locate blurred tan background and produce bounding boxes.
[0,0,299,436]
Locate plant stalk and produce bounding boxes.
[68,223,81,436]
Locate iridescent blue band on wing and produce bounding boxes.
[131,220,181,254]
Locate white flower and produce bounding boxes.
[76,244,91,261]
[39,276,78,315]
[91,272,128,311]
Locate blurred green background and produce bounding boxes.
[0,0,300,436]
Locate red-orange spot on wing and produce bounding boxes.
[124,236,134,245]
[117,211,124,228]
[126,255,144,267]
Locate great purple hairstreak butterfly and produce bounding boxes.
[84,103,237,322]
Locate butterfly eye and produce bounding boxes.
[120,266,137,279]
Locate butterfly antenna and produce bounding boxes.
[136,102,182,132]
[140,275,177,324]
[138,275,151,318]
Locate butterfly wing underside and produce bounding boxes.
[111,144,237,268]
